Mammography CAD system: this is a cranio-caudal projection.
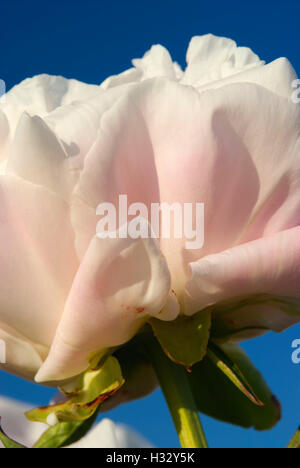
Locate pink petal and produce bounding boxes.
[0,175,78,347]
[185,226,300,335]
[72,78,300,298]
[36,220,176,382]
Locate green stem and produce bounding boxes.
[147,340,208,449]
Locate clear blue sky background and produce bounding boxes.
[1,0,300,448]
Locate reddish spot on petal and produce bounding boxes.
[136,307,145,313]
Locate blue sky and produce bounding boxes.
[1,0,300,448]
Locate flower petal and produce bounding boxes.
[7,113,69,196]
[72,78,300,299]
[44,99,101,161]
[0,175,78,347]
[181,34,296,99]
[182,34,264,88]
[0,322,48,380]
[132,45,178,80]
[185,226,300,335]
[71,80,259,291]
[101,68,143,90]
[36,220,174,382]
[7,88,127,200]
[186,34,241,67]
[101,44,181,89]
[194,57,297,99]
[43,84,135,174]
[2,75,100,138]
[0,110,9,162]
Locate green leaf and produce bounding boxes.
[188,343,281,430]
[287,428,300,448]
[149,311,211,367]
[0,421,26,448]
[206,342,263,406]
[26,356,124,424]
[33,409,99,449]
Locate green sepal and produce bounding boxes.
[287,428,300,448]
[0,420,26,448]
[26,356,124,424]
[188,343,281,430]
[60,355,124,404]
[149,311,211,368]
[26,394,103,423]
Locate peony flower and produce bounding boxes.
[0,34,300,386]
[0,396,151,448]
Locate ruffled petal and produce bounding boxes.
[36,220,175,382]
[101,45,182,89]
[132,45,177,80]
[185,226,300,335]
[1,74,100,138]
[182,34,264,88]
[194,57,297,99]
[101,68,143,90]
[72,78,300,298]
[7,89,125,199]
